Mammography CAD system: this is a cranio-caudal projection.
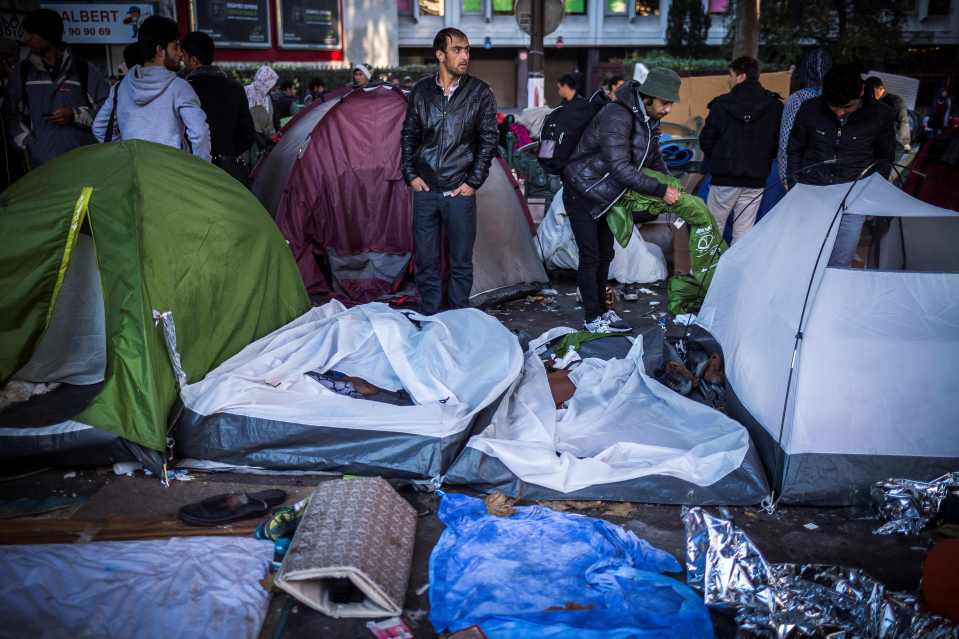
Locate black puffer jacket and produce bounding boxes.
[786,96,895,188]
[700,79,782,188]
[401,74,499,191]
[563,81,669,219]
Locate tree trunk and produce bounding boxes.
[733,0,761,59]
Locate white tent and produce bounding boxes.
[176,301,523,477]
[445,328,769,504]
[536,187,669,284]
[697,175,959,505]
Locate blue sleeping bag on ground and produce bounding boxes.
[428,492,713,638]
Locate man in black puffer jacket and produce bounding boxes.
[700,56,782,244]
[563,68,682,334]
[401,27,498,315]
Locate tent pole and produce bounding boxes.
[764,161,880,513]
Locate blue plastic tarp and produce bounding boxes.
[428,492,713,638]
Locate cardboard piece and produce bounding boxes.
[274,477,417,618]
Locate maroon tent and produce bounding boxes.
[252,84,547,305]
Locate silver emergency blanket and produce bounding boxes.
[683,507,958,638]
[872,472,959,535]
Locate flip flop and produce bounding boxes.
[178,489,287,527]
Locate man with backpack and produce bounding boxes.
[538,73,594,183]
[3,8,109,169]
[563,68,682,334]
[700,56,782,244]
[93,16,210,162]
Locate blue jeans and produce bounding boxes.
[413,191,477,315]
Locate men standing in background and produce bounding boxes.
[787,64,895,266]
[272,80,296,129]
[865,76,911,161]
[182,31,255,182]
[3,9,109,169]
[589,74,625,109]
[401,28,498,315]
[93,15,211,162]
[777,48,832,189]
[700,56,782,244]
[352,64,372,88]
[304,78,326,105]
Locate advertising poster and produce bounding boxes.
[192,0,271,49]
[42,3,155,44]
[277,0,341,50]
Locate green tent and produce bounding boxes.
[0,141,310,454]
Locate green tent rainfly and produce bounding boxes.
[608,168,727,315]
[0,141,310,454]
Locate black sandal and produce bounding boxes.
[178,489,287,527]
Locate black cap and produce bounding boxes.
[23,8,64,47]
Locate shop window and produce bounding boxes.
[565,0,587,15]
[607,0,628,15]
[493,0,514,14]
[464,0,483,13]
[636,0,660,16]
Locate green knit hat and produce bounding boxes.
[639,67,682,103]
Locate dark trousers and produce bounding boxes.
[564,187,613,322]
[413,191,477,315]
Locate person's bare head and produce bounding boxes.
[864,76,886,100]
[557,74,577,102]
[137,16,182,72]
[727,56,759,90]
[433,27,470,78]
[605,74,625,100]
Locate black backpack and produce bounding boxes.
[537,98,600,176]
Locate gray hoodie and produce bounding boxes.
[93,64,211,161]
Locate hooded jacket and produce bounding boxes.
[401,74,499,191]
[562,80,669,219]
[700,79,783,188]
[2,48,109,167]
[786,95,895,188]
[93,64,211,162]
[187,65,255,158]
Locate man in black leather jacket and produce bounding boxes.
[401,27,498,315]
[563,68,682,333]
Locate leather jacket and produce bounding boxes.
[401,74,499,192]
[563,80,669,219]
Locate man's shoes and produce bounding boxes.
[602,310,632,333]
[622,283,639,301]
[584,316,613,334]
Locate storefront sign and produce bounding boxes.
[42,3,156,44]
[277,0,341,50]
[191,0,271,49]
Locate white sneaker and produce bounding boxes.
[584,316,613,334]
[602,310,632,333]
